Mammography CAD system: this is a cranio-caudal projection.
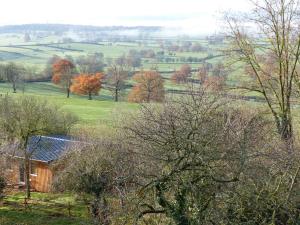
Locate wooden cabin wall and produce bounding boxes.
[7,159,53,193]
[30,162,53,193]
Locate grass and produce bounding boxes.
[0,192,90,225]
[0,82,139,128]
[0,34,224,73]
[0,34,247,130]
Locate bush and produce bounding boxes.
[0,176,6,199]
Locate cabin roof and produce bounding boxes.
[18,136,79,163]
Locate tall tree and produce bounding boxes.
[198,65,209,84]
[0,63,25,93]
[171,71,188,84]
[226,0,300,144]
[179,64,192,77]
[70,73,103,100]
[0,96,77,198]
[128,71,164,103]
[106,63,129,102]
[171,64,192,84]
[76,53,105,74]
[124,91,273,224]
[44,55,61,79]
[52,59,75,98]
[127,50,142,70]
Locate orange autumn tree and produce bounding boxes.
[171,71,188,84]
[128,71,164,103]
[180,64,192,77]
[171,64,192,84]
[70,73,103,100]
[52,59,75,98]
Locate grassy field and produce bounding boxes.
[0,33,241,98]
[0,33,223,73]
[0,82,139,129]
[0,192,90,225]
[0,33,250,129]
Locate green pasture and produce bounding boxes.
[0,192,90,225]
[0,33,225,74]
[0,82,139,128]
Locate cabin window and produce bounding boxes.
[30,162,37,176]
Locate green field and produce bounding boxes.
[0,34,223,72]
[0,32,241,131]
[0,192,90,225]
[0,82,139,129]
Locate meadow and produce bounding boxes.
[0,82,139,128]
[0,33,224,129]
[0,192,90,225]
[0,33,221,71]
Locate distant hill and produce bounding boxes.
[0,24,162,34]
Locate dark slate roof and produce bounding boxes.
[23,136,78,163]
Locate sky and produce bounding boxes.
[1,0,252,34]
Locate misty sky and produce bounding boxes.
[1,0,251,34]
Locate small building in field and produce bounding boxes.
[6,136,77,193]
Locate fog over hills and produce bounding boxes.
[0,24,213,38]
[0,24,161,34]
[0,0,251,36]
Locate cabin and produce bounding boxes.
[6,136,77,193]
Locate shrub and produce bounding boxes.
[0,176,7,199]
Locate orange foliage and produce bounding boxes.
[70,73,103,100]
[52,59,75,86]
[171,64,192,84]
[171,71,188,84]
[52,59,75,98]
[180,64,192,76]
[52,73,61,85]
[128,71,164,103]
[52,59,75,76]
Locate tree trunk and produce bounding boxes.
[146,90,151,103]
[88,92,92,100]
[12,82,17,93]
[67,88,70,98]
[90,197,110,225]
[101,197,110,225]
[24,155,31,199]
[278,114,294,153]
[115,89,118,102]
[280,118,293,141]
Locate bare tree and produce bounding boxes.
[106,62,129,102]
[225,0,300,144]
[0,63,25,93]
[76,53,105,74]
[53,136,135,225]
[123,89,274,224]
